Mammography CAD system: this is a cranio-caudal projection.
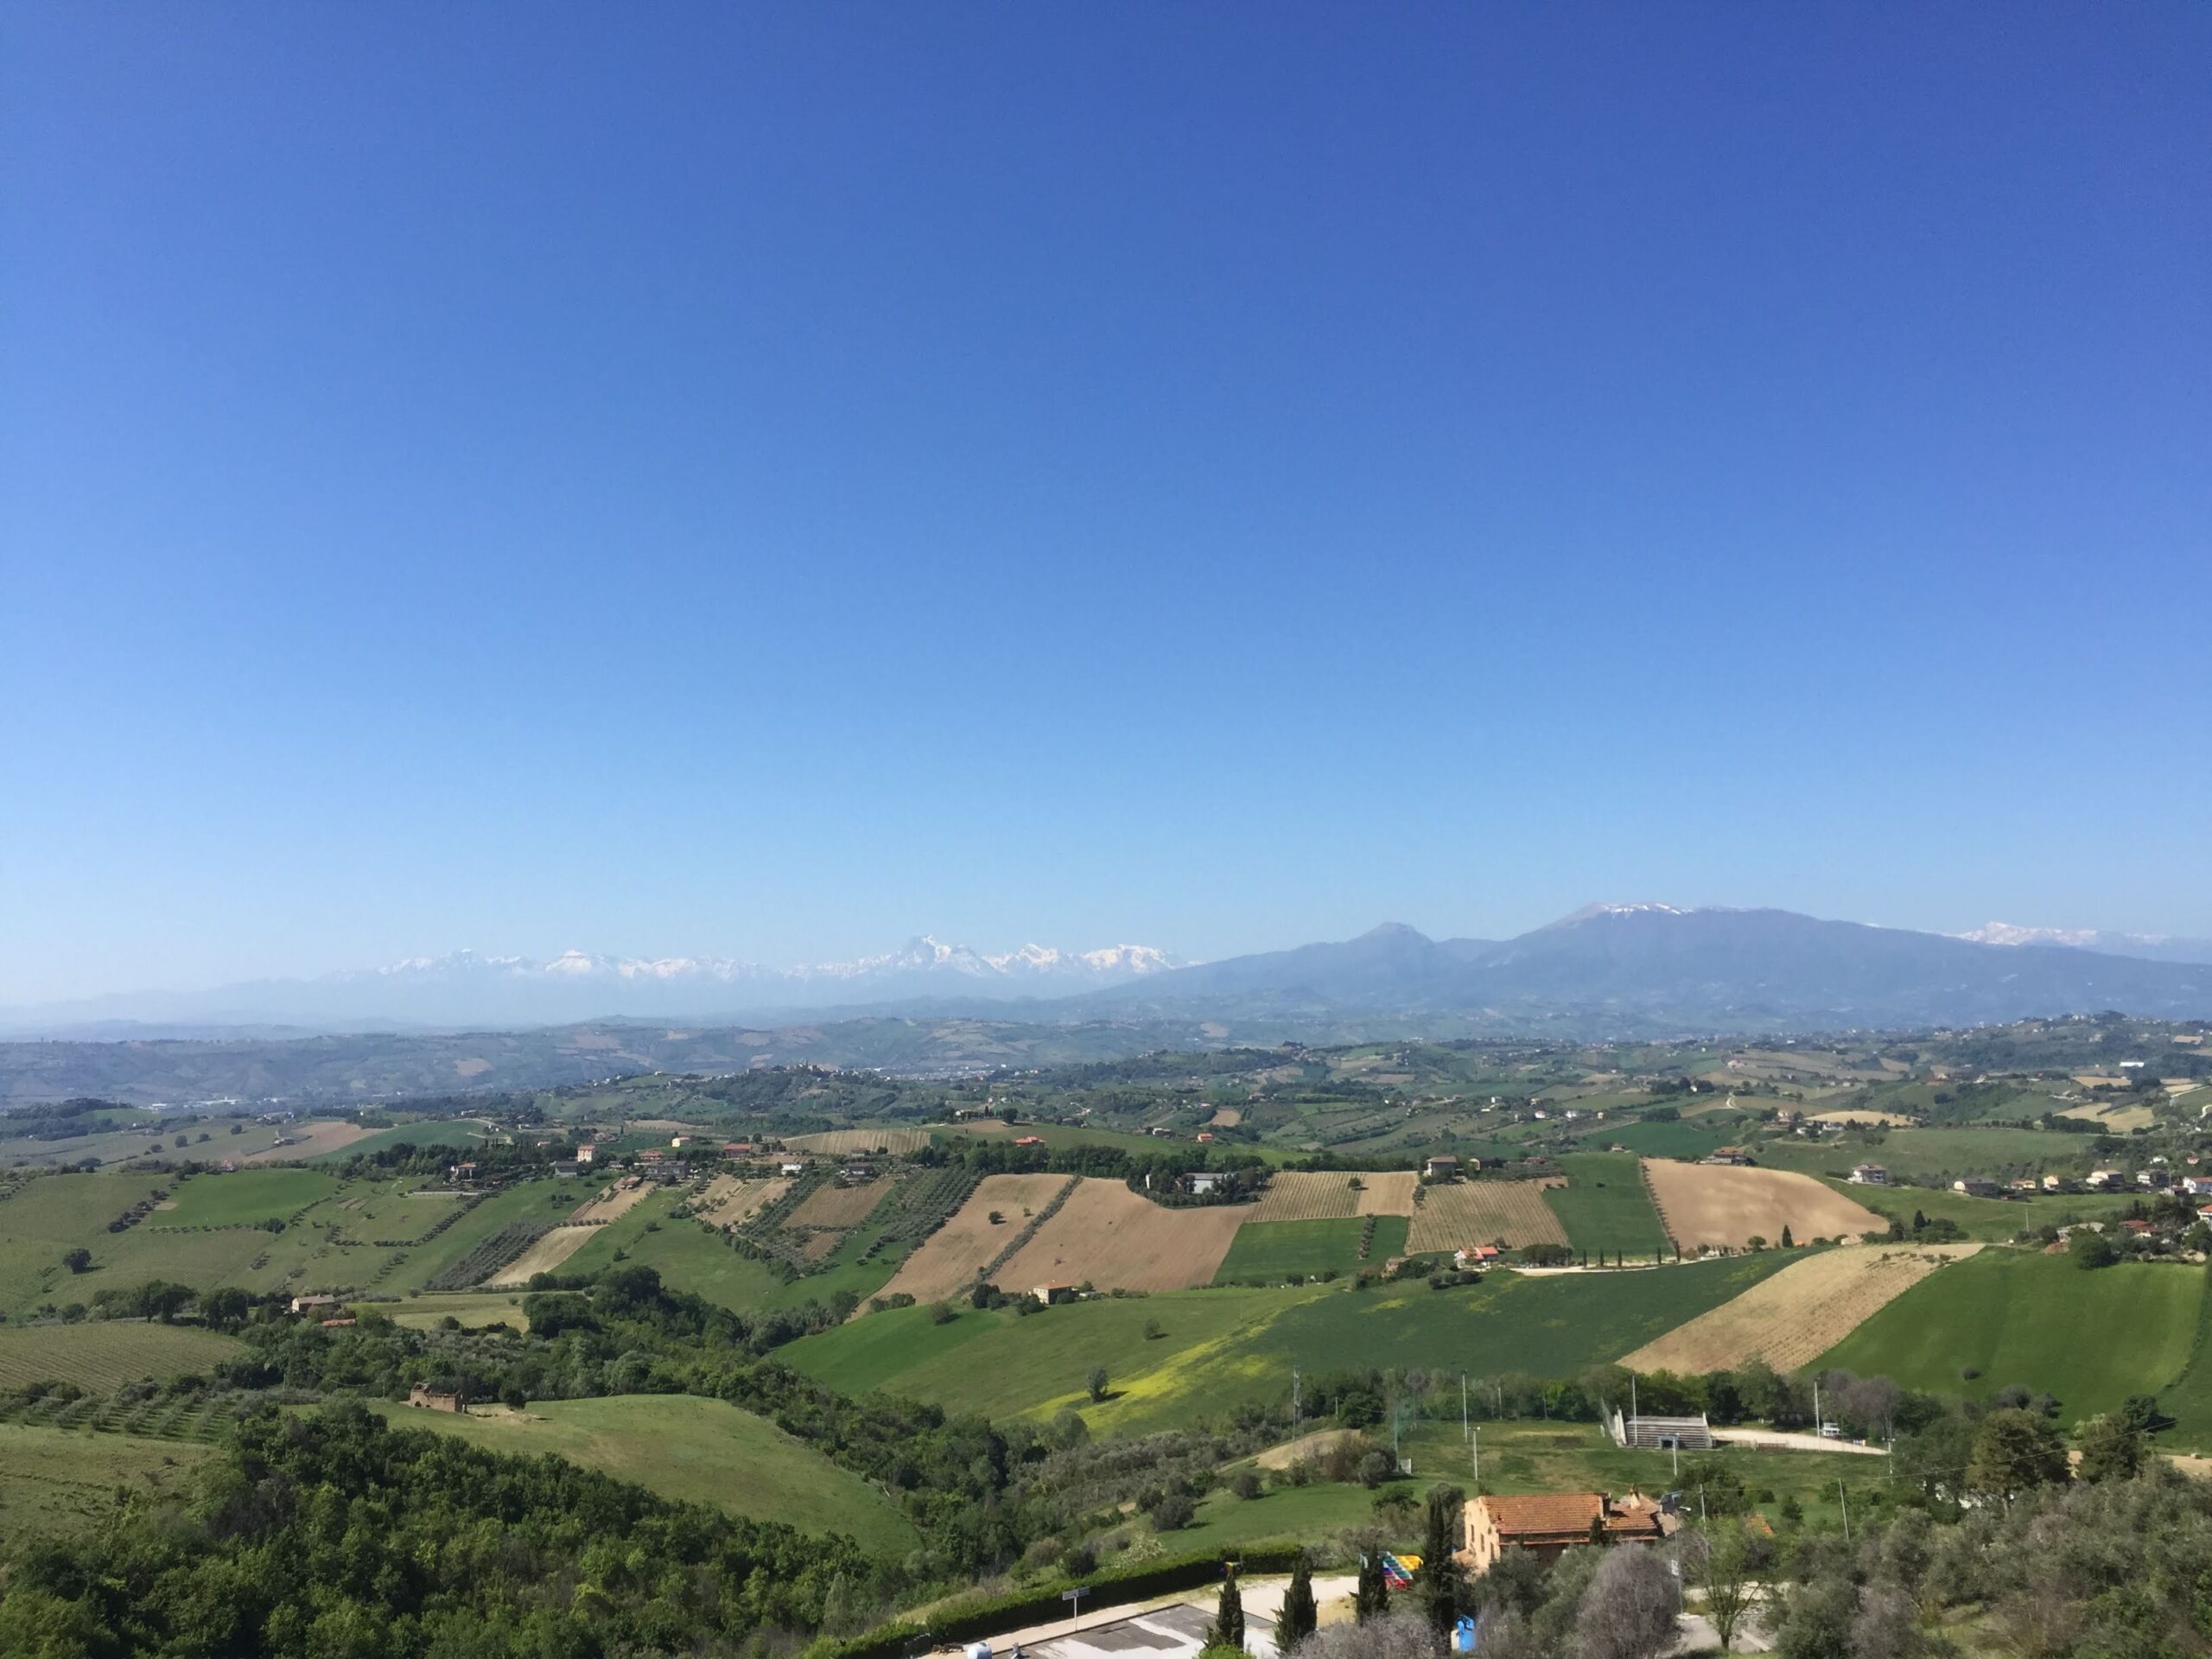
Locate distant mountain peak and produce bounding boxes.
[1955,923,2212,967]
[1546,901,1689,928]
[1356,922,1431,942]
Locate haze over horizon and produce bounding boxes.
[6,4,2208,1006]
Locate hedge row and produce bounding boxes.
[813,1543,1305,1659]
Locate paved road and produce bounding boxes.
[1715,1428,1888,1457]
[977,1572,1357,1659]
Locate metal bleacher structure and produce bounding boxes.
[1608,1406,1715,1451]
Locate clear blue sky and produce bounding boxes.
[4,4,2208,1001]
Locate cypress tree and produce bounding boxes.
[1274,1558,1318,1649]
[1355,1552,1389,1623]
[1415,1484,1465,1638]
[1210,1569,1245,1648]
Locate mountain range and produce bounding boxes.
[4,906,2209,1040]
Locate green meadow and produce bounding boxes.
[162,1166,339,1227]
[1543,1154,1672,1256]
[1817,1249,2201,1422]
[1214,1217,1408,1283]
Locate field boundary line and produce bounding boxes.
[973,1175,1079,1288]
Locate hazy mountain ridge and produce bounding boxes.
[0,937,1186,1033]
[1956,923,2212,966]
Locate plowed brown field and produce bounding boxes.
[1247,1172,1363,1222]
[1406,1179,1567,1252]
[873,1173,1074,1302]
[1355,1173,1419,1216]
[786,1128,934,1156]
[997,1179,1244,1293]
[485,1225,600,1287]
[570,1181,653,1224]
[1642,1160,1885,1250]
[696,1176,790,1228]
[785,1179,896,1230]
[1620,1243,1980,1373]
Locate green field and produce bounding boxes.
[0,1422,216,1536]
[2156,1276,2212,1452]
[162,1166,339,1227]
[1213,1217,1407,1283]
[0,1320,241,1392]
[1758,1127,2089,1185]
[1587,1120,1734,1159]
[368,1395,917,1554]
[378,1291,534,1332]
[788,1256,1792,1437]
[1817,1249,2202,1423]
[1542,1154,1672,1255]
[1813,1179,2140,1243]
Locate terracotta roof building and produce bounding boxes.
[1457,1491,1667,1576]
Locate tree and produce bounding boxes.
[1086,1364,1109,1403]
[1274,1559,1319,1650]
[1209,1571,1245,1649]
[1966,1408,2067,1504]
[1774,1575,1857,1659]
[1689,1521,1759,1651]
[1781,1224,1795,1248]
[2074,1412,2147,1482]
[1290,1614,1433,1658]
[61,1248,91,1274]
[199,1287,252,1331]
[2069,1229,2119,1269]
[1414,1484,1465,1638]
[1355,1551,1390,1623]
[1574,1546,1677,1659]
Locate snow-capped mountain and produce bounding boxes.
[0,938,1188,1033]
[1956,924,2212,966]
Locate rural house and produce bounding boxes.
[1424,1155,1460,1179]
[639,1147,664,1166]
[1456,1492,1668,1576]
[1704,1147,1754,1166]
[289,1294,340,1315]
[576,1143,598,1165]
[722,1141,753,1158]
[1848,1163,1889,1185]
[1952,1178,2001,1198]
[1182,1171,1227,1196]
[407,1384,467,1413]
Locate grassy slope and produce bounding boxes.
[2155,1274,2212,1452]
[787,1257,1791,1437]
[378,1291,535,1332]
[1590,1121,1733,1159]
[162,1167,339,1226]
[313,1120,488,1162]
[1543,1154,1672,1255]
[1214,1218,1382,1282]
[0,1422,216,1536]
[374,1181,566,1295]
[369,1395,917,1554]
[0,1321,242,1391]
[1817,1249,2201,1422]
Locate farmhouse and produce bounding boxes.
[1454,1245,1501,1267]
[1848,1164,1890,1185]
[723,1141,753,1158]
[289,1294,340,1315]
[1182,1171,1226,1196]
[551,1160,582,1179]
[406,1384,467,1413]
[639,1148,664,1166]
[576,1143,598,1165]
[2087,1169,2126,1190]
[1424,1155,1460,1179]
[1952,1178,2001,1198]
[1704,1147,1755,1166]
[1457,1491,1668,1576]
[1032,1283,1076,1305]
[780,1160,805,1176]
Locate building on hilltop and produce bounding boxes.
[1457,1491,1669,1576]
[1848,1163,1889,1185]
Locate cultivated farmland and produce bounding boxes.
[996,1179,1245,1293]
[874,1173,1072,1302]
[1246,1171,1416,1223]
[0,1322,240,1393]
[570,1180,654,1225]
[484,1224,601,1287]
[785,1128,934,1157]
[1643,1159,1886,1249]
[696,1175,790,1228]
[244,1121,374,1162]
[785,1177,897,1230]
[1620,1243,1980,1374]
[1406,1179,1567,1253]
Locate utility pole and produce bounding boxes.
[1461,1374,1469,1444]
[1292,1368,1300,1430]
[1630,1376,1639,1440]
[1839,1479,1850,1546]
[1471,1425,1480,1486]
[1813,1378,1821,1438]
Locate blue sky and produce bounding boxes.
[4,4,2208,1001]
